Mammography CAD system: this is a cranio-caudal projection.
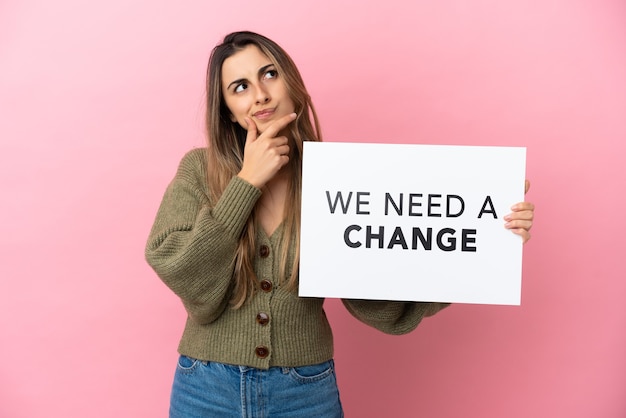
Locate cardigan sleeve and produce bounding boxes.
[341,299,450,335]
[145,149,261,324]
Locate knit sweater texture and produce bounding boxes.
[145,148,449,369]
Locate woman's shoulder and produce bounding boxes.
[179,148,207,167]
[174,147,208,184]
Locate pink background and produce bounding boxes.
[1,0,625,417]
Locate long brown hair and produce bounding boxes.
[205,31,322,308]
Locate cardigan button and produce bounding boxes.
[255,346,269,358]
[260,280,273,292]
[256,312,270,326]
[259,245,270,258]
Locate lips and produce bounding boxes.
[253,108,275,120]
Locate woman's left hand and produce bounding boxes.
[504,180,535,244]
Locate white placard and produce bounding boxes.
[299,142,526,305]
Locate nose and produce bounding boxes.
[255,84,270,104]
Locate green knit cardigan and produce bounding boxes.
[145,148,448,369]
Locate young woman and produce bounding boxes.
[145,31,535,417]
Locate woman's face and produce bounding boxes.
[221,44,295,134]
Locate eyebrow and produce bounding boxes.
[226,64,275,90]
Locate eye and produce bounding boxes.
[264,69,278,80]
[234,82,248,93]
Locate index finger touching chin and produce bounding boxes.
[264,113,297,137]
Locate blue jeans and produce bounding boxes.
[170,356,344,417]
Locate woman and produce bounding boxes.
[145,31,535,417]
